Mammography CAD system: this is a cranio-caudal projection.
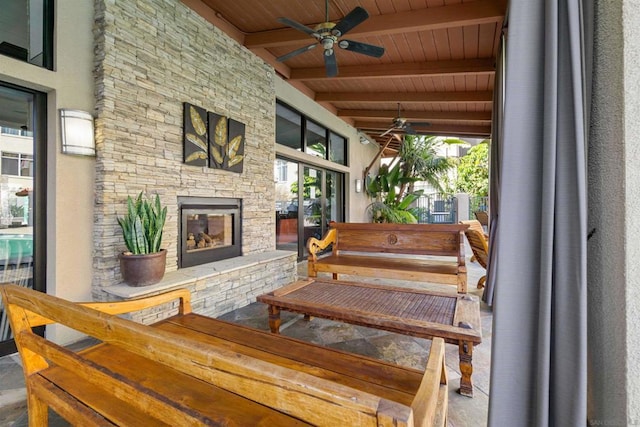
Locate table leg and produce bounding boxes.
[458,340,474,397]
[267,305,281,334]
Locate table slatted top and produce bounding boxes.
[282,281,457,325]
[258,279,482,343]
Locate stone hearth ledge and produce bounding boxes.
[104,250,296,299]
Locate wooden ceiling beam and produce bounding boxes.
[244,0,505,49]
[316,91,493,103]
[338,109,492,122]
[289,59,494,81]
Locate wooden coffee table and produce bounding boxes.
[257,278,482,397]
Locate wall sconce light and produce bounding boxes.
[355,178,363,193]
[59,109,95,156]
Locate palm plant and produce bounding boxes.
[398,135,460,194]
[366,135,459,223]
[366,162,423,223]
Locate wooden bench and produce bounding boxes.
[1,284,449,426]
[307,222,469,293]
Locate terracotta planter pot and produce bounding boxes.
[119,249,167,287]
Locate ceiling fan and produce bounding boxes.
[276,0,385,77]
[380,103,431,137]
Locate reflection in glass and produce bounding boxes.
[305,121,327,159]
[303,166,323,256]
[329,132,346,165]
[275,103,302,150]
[0,86,35,346]
[275,159,298,252]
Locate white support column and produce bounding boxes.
[456,193,469,222]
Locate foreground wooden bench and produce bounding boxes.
[307,222,469,293]
[1,284,448,426]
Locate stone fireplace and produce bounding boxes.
[91,0,297,317]
[179,197,241,268]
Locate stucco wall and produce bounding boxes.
[0,1,96,345]
[588,0,639,423]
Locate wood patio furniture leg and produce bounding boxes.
[27,391,48,426]
[458,340,474,397]
[267,305,281,334]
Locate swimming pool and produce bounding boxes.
[0,234,33,261]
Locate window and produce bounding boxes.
[305,120,327,158]
[276,103,303,150]
[1,152,33,177]
[274,159,288,182]
[0,82,47,357]
[329,132,346,164]
[0,0,54,69]
[276,101,348,166]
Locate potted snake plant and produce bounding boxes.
[117,192,168,286]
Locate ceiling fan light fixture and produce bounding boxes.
[275,2,383,76]
[322,38,334,50]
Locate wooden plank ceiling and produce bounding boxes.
[186,0,506,156]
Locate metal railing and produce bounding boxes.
[469,196,488,219]
[415,193,457,224]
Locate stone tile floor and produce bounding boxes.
[0,255,491,426]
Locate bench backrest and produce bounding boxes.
[330,222,468,258]
[1,284,421,426]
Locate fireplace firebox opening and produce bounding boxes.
[178,197,241,268]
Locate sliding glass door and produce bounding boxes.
[0,83,46,356]
[275,158,344,259]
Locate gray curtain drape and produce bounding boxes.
[488,1,592,426]
[483,34,504,307]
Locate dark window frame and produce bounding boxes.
[1,151,34,177]
[0,82,47,356]
[275,100,348,166]
[0,0,54,70]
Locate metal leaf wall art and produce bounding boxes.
[182,103,245,173]
[183,103,208,166]
[226,118,245,173]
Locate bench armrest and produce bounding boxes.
[307,228,337,262]
[2,285,192,328]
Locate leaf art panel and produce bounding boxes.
[226,118,245,173]
[183,103,208,166]
[208,112,226,169]
[207,113,245,173]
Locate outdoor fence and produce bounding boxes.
[415,193,457,224]
[414,194,487,224]
[469,196,488,219]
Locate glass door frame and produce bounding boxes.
[294,163,343,260]
[0,82,47,356]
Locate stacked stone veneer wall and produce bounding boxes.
[92,0,293,305]
[123,252,297,325]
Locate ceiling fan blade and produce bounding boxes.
[324,50,338,77]
[331,7,369,36]
[404,124,417,135]
[276,43,318,62]
[338,40,385,58]
[410,121,432,127]
[380,127,395,137]
[277,17,319,37]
